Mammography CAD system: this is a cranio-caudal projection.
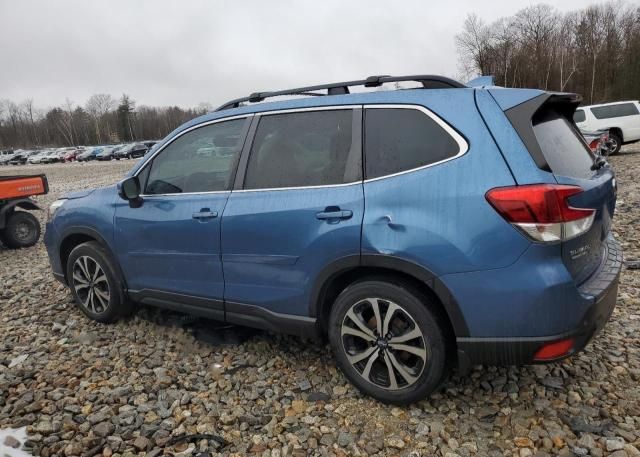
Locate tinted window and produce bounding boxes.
[364,108,460,179]
[573,109,586,123]
[533,110,594,179]
[244,110,358,189]
[590,103,639,119]
[144,119,246,194]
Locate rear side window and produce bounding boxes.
[590,103,639,119]
[364,108,460,179]
[573,110,586,123]
[533,110,594,179]
[244,110,359,189]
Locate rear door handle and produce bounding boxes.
[316,209,353,220]
[192,210,218,220]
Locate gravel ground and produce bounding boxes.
[0,148,639,457]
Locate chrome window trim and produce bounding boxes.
[135,103,468,195]
[136,114,252,197]
[362,104,469,183]
[234,181,361,193]
[142,190,231,198]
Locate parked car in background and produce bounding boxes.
[0,150,17,165]
[114,143,148,159]
[8,150,39,165]
[28,150,53,164]
[96,146,119,161]
[143,141,158,150]
[77,147,102,162]
[40,150,63,164]
[0,154,14,166]
[63,148,84,162]
[574,100,640,154]
[45,74,621,404]
[580,130,614,157]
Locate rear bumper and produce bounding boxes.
[456,234,621,371]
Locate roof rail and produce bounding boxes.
[216,74,467,111]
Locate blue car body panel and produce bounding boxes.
[113,193,229,302]
[474,90,557,185]
[222,184,364,316]
[361,90,529,275]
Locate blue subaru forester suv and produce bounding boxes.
[45,75,621,404]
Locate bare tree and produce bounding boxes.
[85,94,115,143]
[455,14,492,78]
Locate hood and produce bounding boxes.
[62,188,97,199]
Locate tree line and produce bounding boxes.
[456,1,640,104]
[0,94,212,149]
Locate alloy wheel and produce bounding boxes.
[72,256,111,314]
[340,297,428,390]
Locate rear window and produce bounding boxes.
[364,108,460,179]
[533,110,595,179]
[590,103,639,119]
[573,109,586,123]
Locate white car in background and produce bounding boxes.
[574,101,640,154]
[28,150,52,164]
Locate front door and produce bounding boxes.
[114,117,250,318]
[221,108,364,324]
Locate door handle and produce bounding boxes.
[316,209,353,220]
[192,210,218,220]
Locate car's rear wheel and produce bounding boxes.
[3,211,40,248]
[66,241,129,323]
[328,279,449,404]
[609,130,622,155]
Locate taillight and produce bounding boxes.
[486,184,595,243]
[588,139,599,152]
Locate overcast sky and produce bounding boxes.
[1,0,598,109]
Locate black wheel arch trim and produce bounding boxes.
[309,253,470,337]
[58,225,127,288]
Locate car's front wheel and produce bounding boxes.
[66,241,129,323]
[329,279,449,404]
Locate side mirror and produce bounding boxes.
[117,176,143,208]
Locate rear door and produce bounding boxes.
[531,106,617,284]
[221,107,363,323]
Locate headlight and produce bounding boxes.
[48,199,67,220]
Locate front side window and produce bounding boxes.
[591,103,639,119]
[243,110,358,189]
[144,118,246,194]
[364,108,461,179]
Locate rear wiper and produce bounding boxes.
[591,156,607,171]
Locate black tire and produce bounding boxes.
[66,241,128,323]
[3,211,40,248]
[609,130,622,155]
[328,279,449,405]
